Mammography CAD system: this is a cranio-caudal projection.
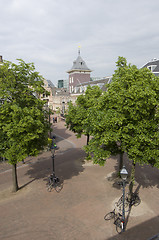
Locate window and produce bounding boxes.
[147,65,157,72]
[148,66,152,71]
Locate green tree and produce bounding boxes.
[65,85,102,147]
[86,57,159,190]
[0,59,50,192]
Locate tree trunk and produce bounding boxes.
[129,160,136,195]
[86,134,90,146]
[12,164,19,192]
[119,151,124,172]
[86,134,90,159]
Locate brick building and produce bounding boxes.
[67,49,92,93]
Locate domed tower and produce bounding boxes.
[67,48,92,93]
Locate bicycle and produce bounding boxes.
[114,192,141,233]
[104,208,119,221]
[47,174,63,193]
[114,215,124,234]
[127,192,141,207]
[104,208,124,234]
[115,192,141,213]
[115,195,129,214]
[46,137,63,192]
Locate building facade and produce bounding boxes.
[57,79,69,90]
[42,50,112,113]
[67,49,92,93]
[41,79,56,110]
[142,58,159,76]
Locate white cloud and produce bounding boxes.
[0,0,159,84]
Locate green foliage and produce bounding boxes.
[0,59,50,165]
[86,57,159,168]
[65,86,102,141]
[48,138,52,149]
[56,107,60,115]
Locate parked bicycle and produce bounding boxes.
[115,192,141,213]
[104,192,141,233]
[46,136,63,193]
[127,192,141,207]
[115,195,129,214]
[104,208,124,234]
[47,174,63,193]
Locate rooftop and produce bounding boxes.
[142,58,159,76]
[67,50,91,73]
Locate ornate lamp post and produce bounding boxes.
[50,137,59,183]
[44,102,51,137]
[120,166,128,232]
[47,136,63,192]
[62,101,65,116]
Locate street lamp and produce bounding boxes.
[62,101,65,116]
[120,166,128,232]
[44,102,51,138]
[48,102,51,138]
[50,137,59,183]
[120,166,128,181]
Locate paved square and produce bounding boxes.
[0,120,159,240]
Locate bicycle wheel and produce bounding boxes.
[54,182,63,193]
[104,211,115,220]
[133,195,141,207]
[53,177,63,193]
[116,196,123,206]
[116,200,129,213]
[124,200,130,212]
[115,201,122,214]
[115,218,123,234]
[48,175,53,184]
[47,184,52,192]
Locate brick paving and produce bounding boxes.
[0,119,159,240]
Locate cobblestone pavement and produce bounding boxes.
[0,120,159,240]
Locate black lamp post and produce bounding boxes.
[120,166,128,232]
[51,145,55,177]
[62,101,65,116]
[50,137,59,182]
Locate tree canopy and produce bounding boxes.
[85,57,159,170]
[0,59,50,191]
[65,85,102,146]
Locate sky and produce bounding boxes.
[0,0,159,86]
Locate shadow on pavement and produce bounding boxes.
[106,215,159,240]
[107,153,159,190]
[19,179,35,190]
[24,148,86,187]
[134,163,159,189]
[52,124,72,141]
[105,154,159,239]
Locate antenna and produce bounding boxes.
[78,45,81,55]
